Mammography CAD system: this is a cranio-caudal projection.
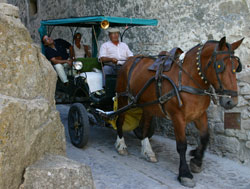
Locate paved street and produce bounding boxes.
[57,105,250,189]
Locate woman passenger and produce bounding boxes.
[72,33,91,59]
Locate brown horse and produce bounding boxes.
[114,37,244,187]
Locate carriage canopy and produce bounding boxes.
[39,16,158,56]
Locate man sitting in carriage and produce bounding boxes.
[98,28,133,87]
[42,35,74,84]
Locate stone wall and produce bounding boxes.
[0,3,66,189]
[8,0,250,162]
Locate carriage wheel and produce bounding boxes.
[68,103,90,148]
[133,125,155,140]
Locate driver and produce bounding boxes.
[98,28,133,87]
[42,35,74,84]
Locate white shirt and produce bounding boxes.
[74,44,85,59]
[98,41,133,65]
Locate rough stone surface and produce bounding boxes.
[246,141,250,149]
[214,123,225,134]
[212,135,241,155]
[242,120,250,130]
[8,0,250,162]
[240,83,250,95]
[0,3,66,189]
[237,67,250,83]
[20,155,95,189]
[248,131,250,140]
[0,2,18,17]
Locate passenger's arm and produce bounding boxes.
[84,45,91,58]
[69,45,75,60]
[50,57,72,66]
[100,57,118,64]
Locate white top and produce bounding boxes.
[73,44,85,58]
[98,41,133,65]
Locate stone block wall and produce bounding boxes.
[8,0,250,162]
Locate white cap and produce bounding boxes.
[108,28,120,33]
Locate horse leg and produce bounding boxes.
[115,113,128,155]
[115,95,128,155]
[140,112,157,163]
[190,112,210,173]
[173,116,195,188]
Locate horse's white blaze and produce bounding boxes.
[115,136,127,151]
[141,137,157,162]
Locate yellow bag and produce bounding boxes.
[108,97,143,131]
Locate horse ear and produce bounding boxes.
[231,38,244,51]
[174,48,184,59]
[218,36,226,50]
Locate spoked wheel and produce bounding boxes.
[68,103,90,148]
[133,125,155,140]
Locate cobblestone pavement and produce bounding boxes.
[57,105,250,189]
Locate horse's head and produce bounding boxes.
[200,37,244,109]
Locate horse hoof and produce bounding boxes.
[143,153,158,163]
[179,177,196,188]
[148,156,158,163]
[115,136,128,156]
[117,149,128,156]
[190,159,203,173]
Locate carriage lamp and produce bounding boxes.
[73,61,83,70]
[100,20,109,29]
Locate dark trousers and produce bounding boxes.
[102,64,121,87]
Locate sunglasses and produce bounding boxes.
[43,37,50,41]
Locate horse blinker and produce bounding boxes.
[236,59,242,73]
[214,60,225,73]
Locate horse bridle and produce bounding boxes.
[196,41,242,98]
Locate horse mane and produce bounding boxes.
[186,40,219,54]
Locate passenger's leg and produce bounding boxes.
[63,63,70,76]
[54,63,69,83]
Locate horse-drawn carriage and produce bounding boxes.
[39,16,158,148]
[39,16,244,188]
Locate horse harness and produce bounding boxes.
[116,41,242,117]
[197,41,242,98]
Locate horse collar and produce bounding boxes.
[196,44,208,84]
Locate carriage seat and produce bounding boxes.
[148,47,183,72]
